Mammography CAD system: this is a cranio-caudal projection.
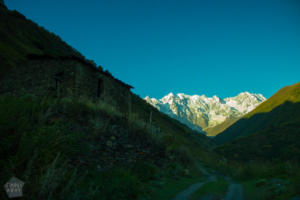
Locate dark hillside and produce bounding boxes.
[215,101,300,162]
[0,4,85,77]
[131,94,214,150]
[215,82,300,144]
[0,5,214,199]
[0,95,213,199]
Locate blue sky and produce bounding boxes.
[6,0,300,99]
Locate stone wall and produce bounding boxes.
[0,57,132,113]
[0,59,75,97]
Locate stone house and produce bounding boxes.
[0,55,133,114]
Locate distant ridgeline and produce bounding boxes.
[0,5,133,113]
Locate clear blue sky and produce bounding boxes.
[6,0,300,99]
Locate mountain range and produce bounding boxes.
[145,92,266,135]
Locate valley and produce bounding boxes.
[0,1,300,200]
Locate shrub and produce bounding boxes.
[131,161,159,181]
[81,168,144,200]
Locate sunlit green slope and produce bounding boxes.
[214,82,300,161]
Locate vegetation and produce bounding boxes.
[241,178,299,200]
[208,83,300,199]
[215,101,300,161]
[204,117,239,136]
[1,3,300,199]
[246,82,300,116]
[0,95,212,200]
[0,4,99,77]
[147,165,204,200]
[202,156,300,199]
[209,82,300,198]
[214,82,300,146]
[190,176,228,200]
[0,5,214,199]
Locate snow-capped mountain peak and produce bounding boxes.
[161,92,175,104]
[145,92,266,134]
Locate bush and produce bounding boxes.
[0,95,202,200]
[131,161,159,181]
[78,168,145,200]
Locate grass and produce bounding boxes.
[215,82,300,146]
[242,180,269,200]
[245,81,300,117]
[147,163,204,200]
[201,155,300,200]
[204,117,239,136]
[0,5,100,78]
[148,176,203,200]
[214,101,300,161]
[242,178,299,200]
[190,176,229,200]
[0,95,210,200]
[0,9,213,200]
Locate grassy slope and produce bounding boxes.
[0,3,213,152]
[246,82,300,116]
[131,94,214,153]
[0,4,84,76]
[0,96,212,200]
[0,4,214,199]
[241,179,297,200]
[204,118,240,136]
[0,3,213,156]
[210,82,300,197]
[215,101,300,161]
[214,82,300,145]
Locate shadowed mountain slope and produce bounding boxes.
[215,83,300,144]
[215,101,300,161]
[214,82,300,161]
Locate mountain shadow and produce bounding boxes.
[214,101,300,162]
[214,81,300,144]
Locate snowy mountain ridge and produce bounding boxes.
[145,92,266,134]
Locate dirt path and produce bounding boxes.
[224,179,244,200]
[172,176,216,200]
[172,163,244,200]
